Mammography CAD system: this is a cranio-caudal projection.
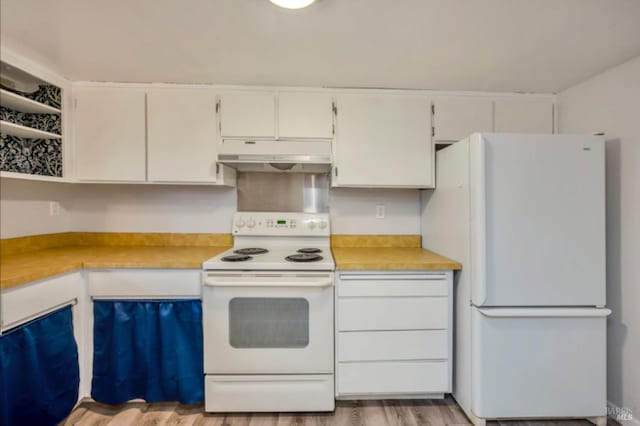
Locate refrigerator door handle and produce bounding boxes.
[477,307,612,318]
[470,135,488,306]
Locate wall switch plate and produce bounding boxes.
[375,204,385,219]
[49,201,61,216]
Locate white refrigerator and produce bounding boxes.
[422,134,610,425]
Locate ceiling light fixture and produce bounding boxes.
[269,0,316,9]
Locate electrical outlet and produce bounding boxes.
[49,201,61,216]
[375,204,385,219]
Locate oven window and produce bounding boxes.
[229,298,309,348]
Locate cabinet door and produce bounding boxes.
[219,91,276,138]
[147,90,218,182]
[74,87,146,181]
[433,98,493,142]
[334,94,433,188]
[278,92,334,139]
[494,99,554,134]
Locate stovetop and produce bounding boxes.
[203,244,334,271]
[202,212,335,271]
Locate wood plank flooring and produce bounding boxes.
[61,397,620,426]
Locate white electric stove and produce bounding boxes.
[203,212,334,271]
[201,212,335,413]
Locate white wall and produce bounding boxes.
[1,182,421,238]
[330,188,421,234]
[0,179,75,238]
[558,55,640,419]
[68,184,237,234]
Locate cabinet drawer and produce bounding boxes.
[338,297,448,331]
[205,374,334,412]
[87,270,200,298]
[338,274,448,297]
[338,330,448,362]
[338,361,449,395]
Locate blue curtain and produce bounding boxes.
[91,299,204,405]
[0,306,80,426]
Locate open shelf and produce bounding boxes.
[0,120,62,139]
[0,171,67,182]
[0,89,61,114]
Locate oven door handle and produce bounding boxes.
[203,278,333,288]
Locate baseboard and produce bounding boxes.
[608,401,639,425]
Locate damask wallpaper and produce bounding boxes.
[0,84,63,177]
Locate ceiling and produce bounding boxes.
[1,0,640,93]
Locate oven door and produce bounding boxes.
[202,271,334,374]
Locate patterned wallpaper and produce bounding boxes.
[0,84,63,177]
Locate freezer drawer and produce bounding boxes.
[471,307,610,419]
[205,374,334,412]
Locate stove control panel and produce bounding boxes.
[232,212,330,236]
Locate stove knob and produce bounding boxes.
[307,221,317,230]
[236,219,246,229]
[247,218,256,228]
[318,221,328,230]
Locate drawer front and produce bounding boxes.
[2,271,83,331]
[338,361,449,395]
[338,297,448,331]
[338,274,448,297]
[338,330,448,362]
[87,269,200,298]
[205,374,334,412]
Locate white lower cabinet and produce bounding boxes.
[1,271,86,396]
[336,271,453,398]
[82,269,201,398]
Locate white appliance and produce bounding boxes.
[422,134,610,426]
[202,212,335,412]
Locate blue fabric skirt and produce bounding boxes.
[0,306,80,426]
[91,299,204,405]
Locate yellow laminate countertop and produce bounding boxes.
[0,245,230,290]
[331,247,461,271]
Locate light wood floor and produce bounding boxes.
[61,397,619,426]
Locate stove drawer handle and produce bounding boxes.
[203,278,333,288]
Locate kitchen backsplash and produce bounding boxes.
[237,172,330,213]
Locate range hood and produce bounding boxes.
[218,139,332,173]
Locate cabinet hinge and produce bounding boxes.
[332,102,337,115]
[216,101,220,113]
[432,126,435,137]
[431,104,435,115]
[332,124,335,135]
[216,163,220,174]
[334,167,338,177]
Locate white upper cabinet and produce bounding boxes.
[334,94,433,188]
[219,91,333,140]
[278,92,334,139]
[219,91,276,138]
[74,87,146,181]
[494,99,554,134]
[433,98,493,142]
[147,90,218,182]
